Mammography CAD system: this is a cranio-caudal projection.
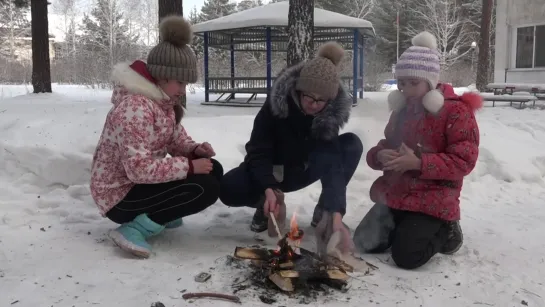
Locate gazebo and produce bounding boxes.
[192,1,375,106]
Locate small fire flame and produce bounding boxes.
[288,211,303,248]
[272,211,304,259]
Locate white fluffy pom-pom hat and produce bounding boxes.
[388,31,444,115]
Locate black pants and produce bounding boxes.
[106,159,223,225]
[219,133,363,212]
[354,204,450,270]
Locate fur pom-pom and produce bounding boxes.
[317,41,345,66]
[387,90,405,111]
[159,15,193,47]
[460,92,484,111]
[411,31,437,50]
[422,89,444,114]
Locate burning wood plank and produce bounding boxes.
[234,247,271,261]
[298,248,354,273]
[278,261,294,269]
[269,273,294,292]
[324,255,355,273]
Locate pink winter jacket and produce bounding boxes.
[90,61,199,216]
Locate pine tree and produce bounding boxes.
[0,0,30,60]
[0,0,28,7]
[314,0,353,15]
[237,0,263,11]
[368,0,416,66]
[79,0,139,68]
[188,5,203,58]
[315,0,374,18]
[200,0,236,21]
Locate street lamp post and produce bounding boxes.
[470,41,477,72]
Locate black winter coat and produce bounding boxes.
[244,62,353,193]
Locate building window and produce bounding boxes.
[516,25,545,69]
[536,25,545,67]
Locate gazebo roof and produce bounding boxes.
[192,1,375,35]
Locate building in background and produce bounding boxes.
[494,0,545,83]
[0,27,56,63]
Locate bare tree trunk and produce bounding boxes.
[287,0,314,67]
[476,0,493,91]
[158,0,183,21]
[31,0,52,93]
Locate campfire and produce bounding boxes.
[233,212,354,293]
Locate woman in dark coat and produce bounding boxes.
[219,42,363,253]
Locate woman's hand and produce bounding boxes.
[316,212,355,256]
[263,188,278,216]
[331,213,355,254]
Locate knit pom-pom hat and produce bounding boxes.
[388,31,445,114]
[147,15,197,83]
[296,42,345,100]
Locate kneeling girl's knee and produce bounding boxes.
[391,245,429,270]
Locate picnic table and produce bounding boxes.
[483,83,545,108]
[486,83,545,96]
[482,93,539,108]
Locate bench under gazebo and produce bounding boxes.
[192,1,375,106]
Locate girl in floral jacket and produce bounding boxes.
[90,16,223,258]
[353,31,482,269]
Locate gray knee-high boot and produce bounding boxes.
[353,203,395,253]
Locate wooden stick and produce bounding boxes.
[269,213,283,241]
[182,292,241,303]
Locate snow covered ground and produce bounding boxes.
[0,84,544,307]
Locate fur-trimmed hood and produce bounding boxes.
[110,61,170,104]
[269,63,353,140]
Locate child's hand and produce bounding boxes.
[377,149,401,164]
[191,158,213,174]
[194,142,216,158]
[383,143,421,173]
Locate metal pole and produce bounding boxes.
[352,29,358,106]
[266,27,272,94]
[204,32,209,102]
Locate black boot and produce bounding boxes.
[250,196,268,233]
[311,204,323,227]
[440,221,463,255]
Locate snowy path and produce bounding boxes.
[0,86,544,307]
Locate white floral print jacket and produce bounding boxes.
[90,61,198,216]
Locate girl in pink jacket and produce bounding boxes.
[90,16,223,258]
